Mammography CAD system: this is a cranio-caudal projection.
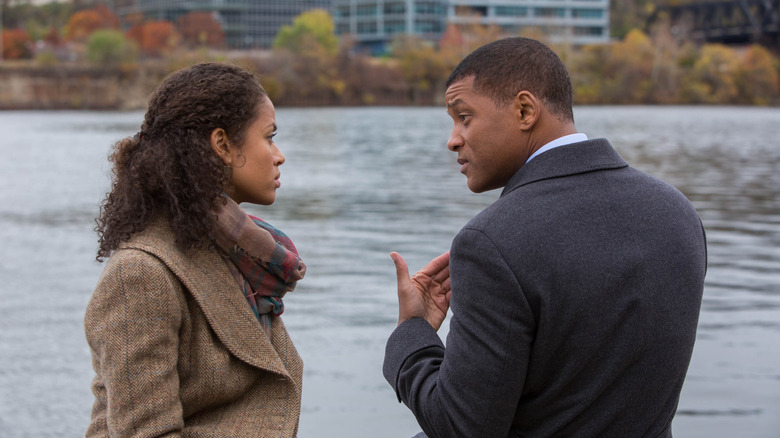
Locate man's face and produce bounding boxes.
[445,77,527,193]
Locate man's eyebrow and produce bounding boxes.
[446,98,465,109]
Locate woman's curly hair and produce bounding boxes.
[95,62,268,261]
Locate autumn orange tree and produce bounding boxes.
[2,29,33,59]
[42,26,62,47]
[176,11,225,49]
[126,20,180,57]
[64,4,119,42]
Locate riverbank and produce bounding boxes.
[2,41,778,110]
[0,57,424,110]
[0,63,167,110]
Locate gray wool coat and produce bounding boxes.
[384,139,707,438]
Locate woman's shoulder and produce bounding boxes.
[94,246,182,301]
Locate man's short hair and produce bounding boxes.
[446,37,574,123]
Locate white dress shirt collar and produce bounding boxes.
[525,133,588,164]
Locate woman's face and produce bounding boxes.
[227,98,285,205]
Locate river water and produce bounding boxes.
[0,106,778,437]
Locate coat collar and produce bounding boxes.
[120,218,294,380]
[501,138,628,197]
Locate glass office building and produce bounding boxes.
[448,0,609,45]
[115,0,333,49]
[333,0,610,53]
[332,0,448,54]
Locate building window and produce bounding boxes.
[415,1,444,14]
[455,6,487,17]
[573,26,603,36]
[384,2,406,14]
[357,4,378,16]
[494,6,528,17]
[415,19,442,33]
[572,8,603,18]
[357,21,378,34]
[535,7,566,18]
[334,6,351,18]
[385,20,406,34]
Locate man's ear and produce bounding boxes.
[210,128,232,164]
[514,91,540,131]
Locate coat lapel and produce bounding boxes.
[121,219,293,381]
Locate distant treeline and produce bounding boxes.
[1,5,778,108]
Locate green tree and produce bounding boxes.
[270,10,342,104]
[272,9,338,57]
[86,29,137,67]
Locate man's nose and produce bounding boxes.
[447,131,463,151]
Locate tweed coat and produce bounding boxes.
[384,139,707,437]
[84,218,303,438]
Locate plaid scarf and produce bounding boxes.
[214,196,306,336]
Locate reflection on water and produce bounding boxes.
[0,106,778,437]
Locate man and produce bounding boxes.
[384,37,707,437]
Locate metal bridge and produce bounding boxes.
[648,0,780,47]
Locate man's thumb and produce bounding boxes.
[390,252,410,286]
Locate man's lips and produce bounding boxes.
[457,158,468,173]
[274,174,281,188]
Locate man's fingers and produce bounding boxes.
[420,251,450,276]
[431,264,450,284]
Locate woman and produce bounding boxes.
[85,63,306,437]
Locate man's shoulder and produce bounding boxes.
[457,191,526,242]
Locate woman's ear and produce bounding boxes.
[210,128,232,164]
[514,91,541,131]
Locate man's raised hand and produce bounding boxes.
[391,251,451,331]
